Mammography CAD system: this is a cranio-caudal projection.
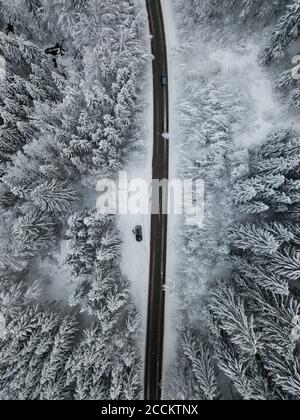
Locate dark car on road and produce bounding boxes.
[161,74,167,86]
[133,226,143,242]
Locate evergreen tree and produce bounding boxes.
[232,129,300,215]
[30,179,78,215]
[193,0,289,24]
[262,1,300,64]
[66,303,141,400]
[0,0,145,401]
[168,330,219,400]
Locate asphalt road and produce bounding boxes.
[144,0,169,401]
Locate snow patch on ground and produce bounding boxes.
[36,240,77,304]
[161,0,182,396]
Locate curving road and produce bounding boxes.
[144,0,169,401]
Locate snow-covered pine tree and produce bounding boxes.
[192,0,289,24]
[0,305,78,400]
[0,74,35,164]
[27,61,61,103]
[12,210,58,252]
[66,210,125,319]
[0,270,40,310]
[64,207,142,400]
[275,68,300,110]
[30,179,78,215]
[262,0,300,64]
[0,32,43,72]
[39,314,78,400]
[0,31,63,170]
[0,0,62,43]
[229,223,281,255]
[275,68,297,93]
[170,120,300,400]
[0,211,32,274]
